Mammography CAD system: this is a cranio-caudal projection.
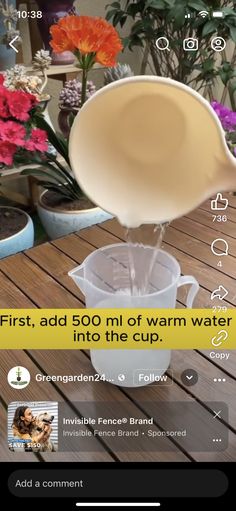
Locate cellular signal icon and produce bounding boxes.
[199,11,208,18]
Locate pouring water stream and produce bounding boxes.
[126,224,168,296]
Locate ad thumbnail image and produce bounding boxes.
[8,402,58,453]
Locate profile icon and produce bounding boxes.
[211,37,226,52]
[7,367,30,389]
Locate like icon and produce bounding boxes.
[211,193,228,211]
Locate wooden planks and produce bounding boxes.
[0,252,82,308]
[0,271,35,309]
[0,196,236,462]
[186,208,236,238]
[25,243,85,304]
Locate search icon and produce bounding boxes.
[156,36,170,51]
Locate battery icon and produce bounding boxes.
[213,11,224,18]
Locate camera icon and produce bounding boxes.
[183,38,198,51]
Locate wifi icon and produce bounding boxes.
[199,10,208,18]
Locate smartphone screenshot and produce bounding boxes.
[1,0,236,508]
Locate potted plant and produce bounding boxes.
[0,205,34,259]
[0,76,48,258]
[106,0,236,98]
[35,0,76,65]
[0,0,21,71]
[211,100,236,196]
[211,100,236,157]
[21,14,123,240]
[2,50,53,126]
[58,78,96,138]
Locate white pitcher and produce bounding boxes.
[69,244,199,387]
[69,76,236,228]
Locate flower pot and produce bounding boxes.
[0,207,34,259]
[58,107,78,138]
[0,43,16,71]
[35,0,75,65]
[37,190,113,240]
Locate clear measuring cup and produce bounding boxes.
[69,244,199,387]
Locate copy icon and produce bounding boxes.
[211,193,228,210]
[211,329,228,347]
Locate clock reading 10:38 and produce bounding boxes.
[17,10,43,19]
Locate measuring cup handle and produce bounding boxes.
[177,275,199,308]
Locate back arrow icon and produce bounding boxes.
[9,36,19,53]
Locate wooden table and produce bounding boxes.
[1,196,236,462]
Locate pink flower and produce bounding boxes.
[0,87,10,118]
[7,90,33,121]
[25,128,48,152]
[211,100,236,132]
[0,75,4,85]
[28,93,38,109]
[0,140,17,165]
[0,120,26,145]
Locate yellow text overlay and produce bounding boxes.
[0,309,235,349]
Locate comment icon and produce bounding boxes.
[211,238,229,256]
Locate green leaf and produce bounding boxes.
[164,0,174,5]
[21,163,71,188]
[129,35,144,49]
[127,1,145,18]
[119,15,127,27]
[230,25,236,43]
[113,11,127,26]
[202,20,217,37]
[168,4,185,29]
[34,114,70,165]
[188,1,207,10]
[219,71,228,86]
[106,9,120,21]
[130,19,152,35]
[39,182,75,198]
[107,1,121,8]
[21,168,58,180]
[222,7,236,16]
[230,82,236,93]
[21,168,82,199]
[145,0,166,9]
[201,58,215,72]
[122,36,131,48]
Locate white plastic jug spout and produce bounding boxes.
[68,265,86,295]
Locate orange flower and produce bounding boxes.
[58,15,88,32]
[96,31,123,66]
[50,15,123,67]
[96,46,120,67]
[49,25,75,53]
